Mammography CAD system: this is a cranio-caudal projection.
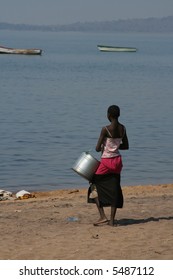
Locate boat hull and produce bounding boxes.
[0,46,42,55]
[97,45,137,52]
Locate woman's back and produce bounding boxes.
[105,122,125,139]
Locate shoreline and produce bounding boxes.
[0,183,173,260]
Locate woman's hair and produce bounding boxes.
[107,105,120,118]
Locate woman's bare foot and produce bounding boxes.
[108,220,118,226]
[93,218,108,226]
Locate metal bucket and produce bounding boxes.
[72,152,100,181]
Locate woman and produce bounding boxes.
[88,105,129,226]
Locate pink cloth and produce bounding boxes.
[95,156,123,175]
[101,137,122,158]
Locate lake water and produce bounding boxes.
[0,30,173,192]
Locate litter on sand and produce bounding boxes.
[15,190,35,199]
[0,189,13,201]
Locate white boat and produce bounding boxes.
[0,45,42,55]
[97,45,137,52]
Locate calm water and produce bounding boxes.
[0,30,173,192]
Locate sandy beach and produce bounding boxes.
[0,183,173,260]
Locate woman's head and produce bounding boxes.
[107,105,120,120]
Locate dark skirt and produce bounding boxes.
[88,173,123,208]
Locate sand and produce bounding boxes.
[0,183,173,260]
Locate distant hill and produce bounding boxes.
[0,16,173,32]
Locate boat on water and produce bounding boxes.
[97,45,137,52]
[0,45,42,55]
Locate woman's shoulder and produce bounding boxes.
[100,126,109,137]
[118,122,126,130]
[118,123,126,136]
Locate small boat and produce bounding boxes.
[0,45,42,55]
[97,45,137,52]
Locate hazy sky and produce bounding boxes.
[1,0,173,25]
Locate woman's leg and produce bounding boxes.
[93,197,108,225]
[109,206,117,226]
